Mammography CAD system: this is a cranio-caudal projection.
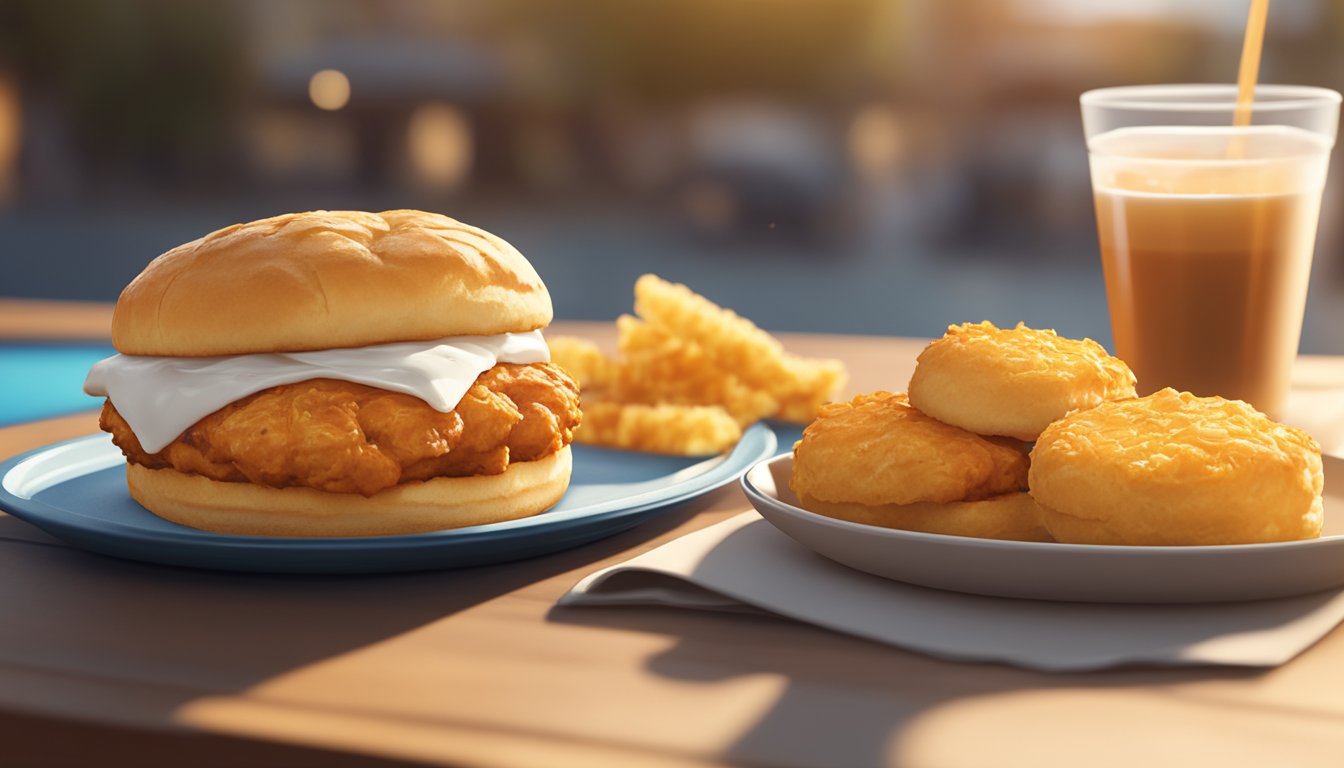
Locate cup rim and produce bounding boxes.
[1081,83,1342,112]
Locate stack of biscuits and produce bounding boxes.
[789,321,1324,545]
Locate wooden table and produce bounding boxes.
[4,299,1344,768]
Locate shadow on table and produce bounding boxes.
[546,513,1335,766]
[545,488,1344,765]
[0,706,431,768]
[552,601,1277,767]
[0,491,723,767]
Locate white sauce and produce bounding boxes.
[83,331,550,453]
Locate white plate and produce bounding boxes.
[742,453,1344,603]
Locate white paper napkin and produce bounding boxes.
[559,513,1344,672]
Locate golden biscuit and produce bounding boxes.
[908,321,1136,441]
[1029,388,1323,545]
[795,492,1051,542]
[790,391,1028,507]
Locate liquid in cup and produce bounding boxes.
[1089,125,1330,417]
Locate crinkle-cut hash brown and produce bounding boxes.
[1030,388,1323,545]
[549,325,775,428]
[546,336,616,390]
[614,315,779,426]
[548,330,755,454]
[101,363,581,497]
[633,274,845,414]
[775,354,849,423]
[576,401,742,456]
[633,273,789,390]
[908,320,1136,441]
[549,274,848,456]
[795,491,1051,542]
[790,391,1029,507]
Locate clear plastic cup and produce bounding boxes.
[1081,84,1340,418]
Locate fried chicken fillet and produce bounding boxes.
[100,363,581,497]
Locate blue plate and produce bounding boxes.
[0,425,776,574]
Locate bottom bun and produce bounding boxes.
[796,491,1051,542]
[127,446,572,537]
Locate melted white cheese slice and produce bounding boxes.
[83,331,550,453]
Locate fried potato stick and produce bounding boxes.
[776,354,850,423]
[575,401,741,456]
[615,315,777,426]
[547,336,617,391]
[634,274,792,392]
[633,274,845,419]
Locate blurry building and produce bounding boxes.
[2,0,1344,346]
[3,0,1340,225]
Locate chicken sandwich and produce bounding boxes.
[85,210,581,537]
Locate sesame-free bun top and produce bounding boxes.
[112,210,553,356]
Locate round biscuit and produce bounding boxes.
[796,491,1052,542]
[790,391,1028,507]
[1029,388,1323,545]
[908,321,1136,441]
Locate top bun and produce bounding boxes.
[111,210,552,356]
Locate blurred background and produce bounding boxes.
[3,0,1344,351]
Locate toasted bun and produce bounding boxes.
[1029,390,1322,545]
[796,492,1052,542]
[112,210,552,356]
[908,321,1136,441]
[127,447,571,537]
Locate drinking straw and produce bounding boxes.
[1233,0,1270,128]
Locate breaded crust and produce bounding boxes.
[101,363,581,496]
[908,321,1136,441]
[796,491,1052,542]
[790,391,1028,507]
[1029,388,1323,545]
